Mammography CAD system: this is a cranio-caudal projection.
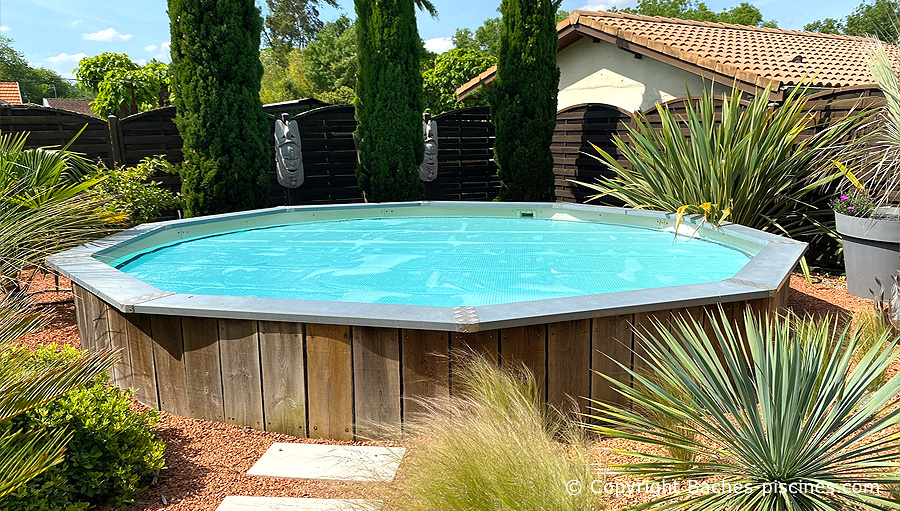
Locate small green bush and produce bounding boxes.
[91,156,180,226]
[830,190,877,217]
[0,345,165,510]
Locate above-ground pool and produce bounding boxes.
[49,202,803,440]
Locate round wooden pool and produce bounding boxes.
[49,202,801,440]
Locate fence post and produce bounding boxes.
[107,115,126,167]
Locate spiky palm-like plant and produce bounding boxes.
[587,311,900,510]
[0,132,118,498]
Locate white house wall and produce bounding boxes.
[557,37,731,112]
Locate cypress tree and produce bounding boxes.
[168,0,271,216]
[491,0,560,201]
[354,0,425,202]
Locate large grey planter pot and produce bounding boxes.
[835,207,900,298]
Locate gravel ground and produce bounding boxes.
[18,271,890,510]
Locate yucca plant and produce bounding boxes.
[0,130,119,498]
[587,310,900,510]
[574,84,866,248]
[386,355,600,511]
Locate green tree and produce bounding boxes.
[490,0,560,201]
[260,47,315,103]
[621,0,777,27]
[75,53,170,118]
[304,15,358,101]
[806,0,900,42]
[0,37,89,103]
[452,9,567,58]
[353,0,436,202]
[263,0,339,56]
[422,49,497,114]
[169,0,271,216]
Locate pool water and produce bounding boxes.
[112,216,751,307]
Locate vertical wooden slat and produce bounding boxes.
[182,317,225,423]
[632,311,671,373]
[105,308,133,389]
[71,285,91,350]
[126,314,158,408]
[306,324,353,440]
[451,330,499,361]
[401,329,449,418]
[591,315,632,410]
[218,319,264,429]
[354,327,401,439]
[87,293,111,352]
[547,319,591,416]
[500,325,547,401]
[151,315,189,416]
[450,330,499,394]
[259,321,307,437]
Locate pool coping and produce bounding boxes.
[47,201,806,332]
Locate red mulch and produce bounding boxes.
[18,271,882,510]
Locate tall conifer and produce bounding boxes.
[168,0,270,216]
[354,0,426,202]
[491,0,560,201]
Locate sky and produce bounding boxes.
[0,0,858,80]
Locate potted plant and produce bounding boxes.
[833,40,900,298]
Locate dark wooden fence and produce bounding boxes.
[1,85,886,208]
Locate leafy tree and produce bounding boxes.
[169,0,271,216]
[304,15,358,100]
[805,0,900,43]
[354,0,435,202]
[422,49,496,114]
[491,0,560,201]
[260,47,315,103]
[452,9,568,58]
[263,0,339,56]
[75,53,170,118]
[621,0,777,27]
[0,37,89,103]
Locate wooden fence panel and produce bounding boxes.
[0,105,113,167]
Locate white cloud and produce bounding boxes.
[0,26,9,32]
[161,41,170,51]
[82,28,133,42]
[70,20,82,27]
[145,44,158,52]
[424,37,454,54]
[135,58,148,65]
[46,52,87,65]
[45,52,88,79]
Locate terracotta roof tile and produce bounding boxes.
[0,82,23,104]
[457,10,899,100]
[575,10,891,89]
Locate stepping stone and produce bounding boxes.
[247,443,406,482]
[216,497,381,511]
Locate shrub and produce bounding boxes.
[90,156,181,226]
[0,345,165,510]
[830,190,878,218]
[386,355,599,511]
[587,310,900,510]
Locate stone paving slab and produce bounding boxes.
[247,443,406,482]
[215,497,381,511]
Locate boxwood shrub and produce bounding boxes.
[0,345,165,510]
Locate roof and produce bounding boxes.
[0,82,23,104]
[457,10,893,101]
[42,98,99,118]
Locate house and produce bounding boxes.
[0,82,23,105]
[42,98,100,118]
[457,10,886,112]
